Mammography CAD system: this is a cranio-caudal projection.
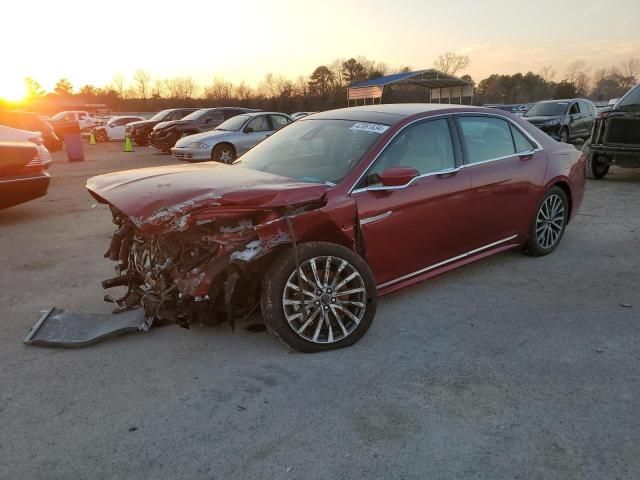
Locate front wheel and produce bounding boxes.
[524,186,569,256]
[211,144,236,164]
[584,140,610,179]
[559,128,569,143]
[261,242,377,353]
[95,129,108,142]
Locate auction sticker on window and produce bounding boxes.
[350,122,389,134]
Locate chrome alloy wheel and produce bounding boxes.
[535,194,565,249]
[218,148,233,163]
[282,256,367,344]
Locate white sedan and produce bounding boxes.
[0,124,52,168]
[92,116,145,142]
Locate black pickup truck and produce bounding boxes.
[585,84,640,179]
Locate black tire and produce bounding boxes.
[584,139,610,179]
[96,129,108,142]
[261,242,377,353]
[211,144,236,164]
[559,128,569,143]
[524,186,569,256]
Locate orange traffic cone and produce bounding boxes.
[89,132,96,145]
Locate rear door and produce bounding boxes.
[353,117,474,287]
[455,115,546,247]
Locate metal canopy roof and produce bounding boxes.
[347,69,473,105]
[350,69,471,89]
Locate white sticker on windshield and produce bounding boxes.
[350,122,389,134]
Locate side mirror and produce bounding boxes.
[244,126,254,133]
[379,166,420,187]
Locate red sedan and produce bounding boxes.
[87,104,586,352]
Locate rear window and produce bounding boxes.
[458,117,516,163]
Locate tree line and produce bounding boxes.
[11,54,640,114]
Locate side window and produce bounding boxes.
[269,115,290,130]
[167,111,182,121]
[458,116,516,164]
[580,101,592,116]
[203,111,224,123]
[364,119,455,185]
[510,124,535,153]
[246,115,270,132]
[569,103,580,115]
[223,109,241,119]
[78,112,87,120]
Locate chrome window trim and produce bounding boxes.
[377,234,518,290]
[348,111,543,194]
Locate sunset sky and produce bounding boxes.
[2,0,639,100]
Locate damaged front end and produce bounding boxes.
[102,204,299,330]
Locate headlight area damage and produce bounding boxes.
[101,199,323,330]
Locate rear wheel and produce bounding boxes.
[261,242,377,353]
[211,144,236,164]
[524,186,568,256]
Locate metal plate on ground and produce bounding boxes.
[24,307,147,348]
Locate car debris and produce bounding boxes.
[24,307,149,348]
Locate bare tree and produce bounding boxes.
[539,65,556,82]
[133,69,152,100]
[565,61,591,96]
[151,79,166,99]
[434,52,470,76]
[111,74,125,100]
[621,58,640,81]
[204,76,233,102]
[233,81,252,101]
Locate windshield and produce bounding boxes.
[181,109,209,121]
[525,102,568,117]
[216,115,250,131]
[617,85,640,108]
[149,110,171,121]
[236,119,387,184]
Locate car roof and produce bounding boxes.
[307,104,491,125]
[240,111,291,117]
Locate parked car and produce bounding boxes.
[523,99,596,143]
[148,107,259,152]
[48,110,108,140]
[0,110,63,151]
[584,84,640,179]
[171,112,293,163]
[87,104,585,352]
[126,108,199,145]
[0,124,52,169]
[291,112,317,120]
[0,141,50,209]
[92,115,145,142]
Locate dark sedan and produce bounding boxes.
[126,108,199,146]
[524,99,596,143]
[87,104,585,352]
[148,107,258,152]
[0,142,50,210]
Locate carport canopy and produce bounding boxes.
[348,69,473,106]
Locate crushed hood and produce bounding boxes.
[86,163,330,234]
[524,115,561,124]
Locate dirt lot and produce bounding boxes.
[1,142,639,479]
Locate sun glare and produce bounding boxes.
[0,78,27,102]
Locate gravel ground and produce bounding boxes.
[1,142,639,479]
